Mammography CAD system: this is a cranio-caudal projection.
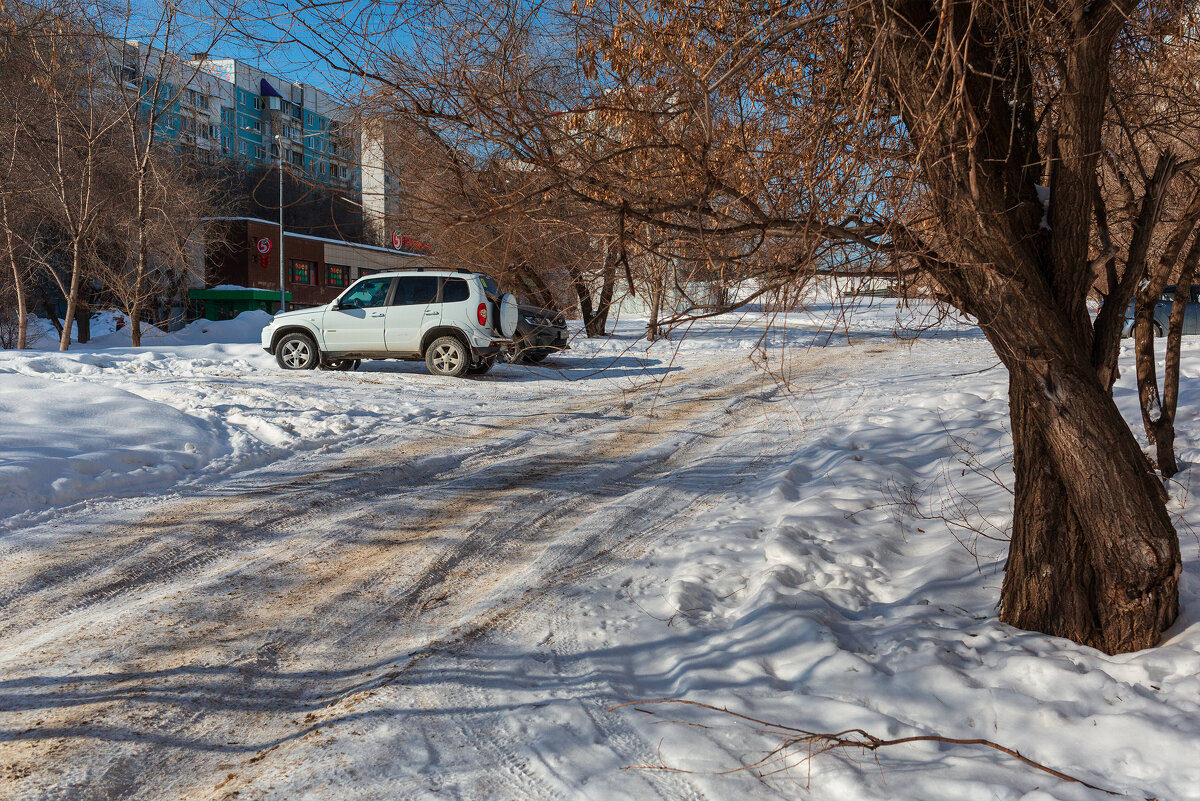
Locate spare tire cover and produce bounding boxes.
[499,293,519,338]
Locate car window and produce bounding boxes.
[1160,287,1177,303]
[478,275,501,301]
[394,276,440,306]
[339,277,393,309]
[1191,287,1200,304]
[442,278,470,304]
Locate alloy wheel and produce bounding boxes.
[282,340,312,368]
[432,343,463,373]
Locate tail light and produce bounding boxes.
[477,302,488,326]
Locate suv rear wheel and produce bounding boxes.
[276,332,320,370]
[425,336,470,377]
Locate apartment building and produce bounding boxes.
[119,43,395,241]
[190,56,361,187]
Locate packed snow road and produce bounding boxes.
[0,339,854,801]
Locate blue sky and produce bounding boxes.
[123,0,375,93]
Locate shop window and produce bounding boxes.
[289,260,316,285]
[326,264,349,288]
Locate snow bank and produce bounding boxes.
[0,373,228,520]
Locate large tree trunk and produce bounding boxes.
[1000,359,1180,653]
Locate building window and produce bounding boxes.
[326,264,349,287]
[289,260,316,285]
[290,151,303,167]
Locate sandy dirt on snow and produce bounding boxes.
[0,347,862,801]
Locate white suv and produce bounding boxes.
[261,270,518,377]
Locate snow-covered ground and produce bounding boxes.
[0,298,1198,800]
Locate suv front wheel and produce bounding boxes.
[276,332,320,370]
[425,336,470,377]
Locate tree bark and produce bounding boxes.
[131,164,148,347]
[572,274,598,336]
[646,274,663,342]
[74,298,90,345]
[999,350,1180,653]
[594,243,617,335]
[59,240,82,351]
[1,197,27,349]
[41,297,63,338]
[1153,236,1200,477]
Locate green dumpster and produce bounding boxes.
[188,288,292,321]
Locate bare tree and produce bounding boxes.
[98,9,224,345]
[0,1,60,349]
[355,110,617,331]
[15,3,130,351]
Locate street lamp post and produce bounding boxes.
[273,128,330,313]
[274,134,286,313]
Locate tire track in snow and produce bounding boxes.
[0,357,791,801]
[199,368,780,800]
[206,359,831,801]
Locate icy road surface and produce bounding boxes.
[2,305,1200,801]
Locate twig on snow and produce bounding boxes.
[608,698,1138,798]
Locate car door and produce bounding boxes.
[322,276,394,352]
[385,275,441,353]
